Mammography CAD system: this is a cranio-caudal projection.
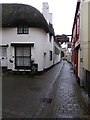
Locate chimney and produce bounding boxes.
[49,13,52,24]
[42,2,49,24]
[78,0,81,2]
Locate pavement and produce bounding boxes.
[2,60,90,119]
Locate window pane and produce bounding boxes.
[16,47,23,56]
[0,47,7,57]
[23,47,30,56]
[16,57,23,66]
[24,57,30,66]
[24,27,29,34]
[16,57,30,66]
[16,47,31,67]
[17,27,29,34]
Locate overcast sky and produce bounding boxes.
[1,0,77,36]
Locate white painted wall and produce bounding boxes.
[53,41,61,65]
[80,0,90,71]
[88,1,90,71]
[43,33,54,69]
[0,28,2,45]
[1,27,54,71]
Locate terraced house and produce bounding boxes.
[80,0,90,96]
[0,3,61,72]
[72,0,90,96]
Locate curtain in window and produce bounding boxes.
[16,47,31,67]
[0,47,7,57]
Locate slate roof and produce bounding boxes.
[1,3,54,35]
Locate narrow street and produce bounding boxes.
[2,61,90,119]
[1,1,90,119]
[34,61,90,119]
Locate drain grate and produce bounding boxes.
[42,97,52,104]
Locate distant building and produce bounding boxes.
[0,3,61,72]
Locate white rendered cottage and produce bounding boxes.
[0,3,61,72]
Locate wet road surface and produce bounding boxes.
[2,61,90,119]
[35,61,90,119]
[2,61,64,118]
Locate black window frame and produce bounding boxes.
[50,51,52,61]
[49,34,52,42]
[17,26,29,34]
[15,46,31,69]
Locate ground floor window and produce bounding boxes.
[50,51,52,61]
[15,47,31,69]
[0,47,7,67]
[0,47,7,58]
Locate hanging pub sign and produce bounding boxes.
[55,34,69,44]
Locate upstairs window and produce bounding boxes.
[49,34,52,42]
[17,26,29,34]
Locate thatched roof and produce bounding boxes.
[1,3,54,35]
